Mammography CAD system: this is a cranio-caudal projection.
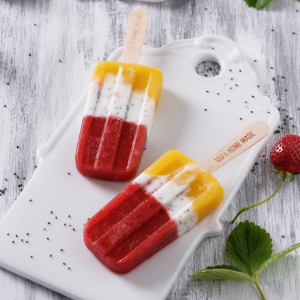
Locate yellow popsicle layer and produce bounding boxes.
[144,150,224,223]
[91,61,163,110]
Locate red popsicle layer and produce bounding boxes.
[76,115,147,182]
[83,182,178,273]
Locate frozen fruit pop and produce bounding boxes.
[75,9,163,181]
[84,122,269,273]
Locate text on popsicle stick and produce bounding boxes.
[214,131,256,163]
[127,14,143,54]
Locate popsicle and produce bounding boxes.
[75,9,163,181]
[84,121,269,273]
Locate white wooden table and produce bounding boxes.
[1,0,300,299]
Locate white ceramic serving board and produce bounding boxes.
[0,36,280,300]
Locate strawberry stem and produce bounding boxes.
[254,278,266,300]
[231,173,288,223]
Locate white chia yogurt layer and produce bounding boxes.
[84,67,156,134]
[133,165,200,237]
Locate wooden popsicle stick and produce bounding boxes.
[199,121,269,173]
[122,9,150,64]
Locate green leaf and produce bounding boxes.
[226,220,273,276]
[206,265,242,272]
[243,0,273,9]
[191,265,253,282]
[254,242,300,278]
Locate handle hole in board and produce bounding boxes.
[195,61,221,78]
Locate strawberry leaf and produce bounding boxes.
[226,220,273,276]
[243,0,273,9]
[191,265,253,282]
[254,242,300,278]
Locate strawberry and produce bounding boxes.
[232,134,299,223]
[270,134,300,174]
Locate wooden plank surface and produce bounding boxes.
[0,0,300,299]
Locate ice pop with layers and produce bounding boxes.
[75,9,163,181]
[84,121,269,273]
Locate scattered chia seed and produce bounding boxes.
[73,228,75,231]
[204,109,207,111]
[68,173,71,175]
[29,54,31,56]
[50,255,52,257]
[16,146,19,149]
[240,118,242,120]
[60,249,63,251]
